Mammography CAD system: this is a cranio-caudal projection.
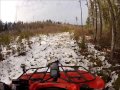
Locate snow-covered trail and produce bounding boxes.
[0,32,118,88]
[0,32,89,84]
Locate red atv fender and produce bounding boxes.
[30,82,79,90]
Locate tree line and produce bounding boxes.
[0,20,63,33]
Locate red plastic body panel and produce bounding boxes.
[20,70,105,90]
[30,82,79,90]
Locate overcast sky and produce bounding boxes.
[0,0,88,25]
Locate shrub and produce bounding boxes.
[0,34,11,45]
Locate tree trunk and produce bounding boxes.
[79,0,83,31]
[97,0,103,44]
[89,0,95,28]
[107,0,117,60]
[94,0,98,43]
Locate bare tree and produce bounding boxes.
[94,0,98,43]
[107,0,117,60]
[79,0,83,30]
[89,0,95,28]
[97,0,103,44]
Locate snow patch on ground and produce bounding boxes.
[87,43,119,87]
[106,71,118,87]
[87,43,111,68]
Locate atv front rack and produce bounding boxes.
[19,61,96,84]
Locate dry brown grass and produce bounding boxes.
[0,22,89,45]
